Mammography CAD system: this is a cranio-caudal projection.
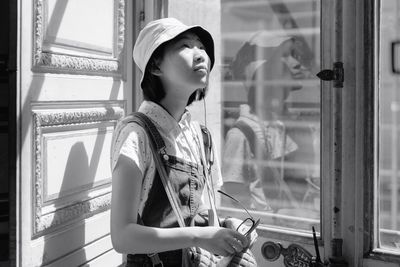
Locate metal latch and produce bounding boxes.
[317,62,344,88]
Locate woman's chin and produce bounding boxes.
[193,81,208,90]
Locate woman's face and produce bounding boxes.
[158,32,210,98]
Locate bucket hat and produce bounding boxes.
[133,17,215,90]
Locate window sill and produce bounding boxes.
[217,206,321,245]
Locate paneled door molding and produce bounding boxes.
[32,0,126,76]
[31,101,125,237]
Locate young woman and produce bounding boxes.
[110,18,255,266]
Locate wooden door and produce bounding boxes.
[15,0,134,266]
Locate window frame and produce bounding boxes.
[366,0,400,263]
[217,0,333,250]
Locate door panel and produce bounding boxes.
[17,0,133,266]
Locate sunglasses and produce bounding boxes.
[218,190,260,237]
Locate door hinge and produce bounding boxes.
[317,62,344,88]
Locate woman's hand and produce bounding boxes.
[194,226,249,256]
[223,217,258,248]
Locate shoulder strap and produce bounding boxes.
[117,112,190,265]
[233,120,257,156]
[117,112,167,152]
[126,112,187,228]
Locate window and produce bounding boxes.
[219,0,321,232]
[378,0,400,252]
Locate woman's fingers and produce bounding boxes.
[231,230,250,249]
[223,243,236,255]
[198,227,250,256]
[220,229,249,255]
[216,232,245,256]
[226,236,245,253]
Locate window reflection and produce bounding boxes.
[220,0,320,231]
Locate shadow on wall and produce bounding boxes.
[42,142,93,266]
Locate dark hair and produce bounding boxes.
[141,34,208,106]
[141,48,165,103]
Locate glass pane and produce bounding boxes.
[378,0,400,250]
[220,0,321,231]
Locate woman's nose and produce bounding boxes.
[194,48,206,63]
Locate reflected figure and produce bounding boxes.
[222,33,317,213]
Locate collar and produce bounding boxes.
[138,100,192,132]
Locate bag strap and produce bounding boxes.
[129,112,187,267]
[233,119,299,209]
[194,123,220,227]
[130,112,187,227]
[233,120,258,157]
[113,112,170,266]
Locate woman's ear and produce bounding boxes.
[149,59,163,76]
